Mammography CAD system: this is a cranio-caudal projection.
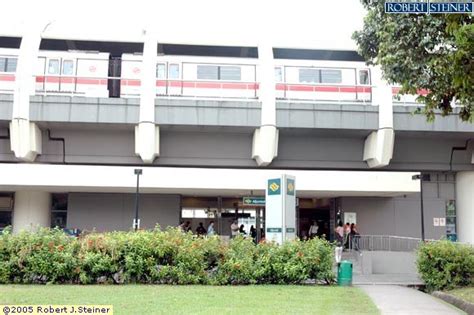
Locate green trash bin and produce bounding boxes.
[337,260,352,286]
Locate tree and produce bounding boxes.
[352,1,473,121]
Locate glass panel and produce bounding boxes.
[52,194,68,211]
[359,70,370,85]
[0,58,5,72]
[62,60,74,75]
[6,58,17,72]
[48,59,60,75]
[169,64,180,79]
[320,69,342,84]
[197,65,218,80]
[219,66,241,81]
[156,63,166,79]
[299,68,320,83]
[51,212,67,229]
[275,67,283,82]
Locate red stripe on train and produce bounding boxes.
[35,76,107,85]
[0,74,15,82]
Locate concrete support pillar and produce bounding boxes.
[252,43,278,166]
[12,191,51,234]
[456,172,474,243]
[10,23,45,162]
[363,67,395,168]
[135,31,160,164]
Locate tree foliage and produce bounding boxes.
[353,1,473,121]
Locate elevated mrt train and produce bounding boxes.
[0,47,417,103]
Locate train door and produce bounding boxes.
[156,62,167,96]
[356,69,371,102]
[108,55,121,98]
[167,63,182,96]
[275,66,286,99]
[60,59,75,93]
[45,58,60,92]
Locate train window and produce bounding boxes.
[156,63,166,79]
[320,69,342,84]
[219,66,241,81]
[299,68,320,83]
[6,58,17,72]
[359,70,370,85]
[48,59,60,75]
[197,65,218,80]
[0,58,5,72]
[275,67,283,82]
[169,64,180,79]
[62,60,74,75]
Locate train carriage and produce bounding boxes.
[121,54,258,99]
[2,46,436,105]
[275,59,372,102]
[0,48,18,93]
[36,50,109,97]
[0,48,110,97]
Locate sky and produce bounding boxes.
[1,0,367,50]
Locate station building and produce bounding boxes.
[0,23,473,243]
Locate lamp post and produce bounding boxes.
[412,174,431,241]
[133,169,143,231]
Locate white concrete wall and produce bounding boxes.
[67,193,180,231]
[361,251,418,275]
[456,172,474,243]
[341,177,455,240]
[12,191,51,233]
[0,164,419,197]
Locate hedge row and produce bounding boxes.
[0,227,335,285]
[417,240,474,291]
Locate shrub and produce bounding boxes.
[417,240,474,291]
[0,227,335,285]
[3,228,79,284]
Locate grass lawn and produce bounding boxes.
[0,285,379,315]
[446,287,474,304]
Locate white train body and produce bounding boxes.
[0,48,109,97]
[0,47,421,103]
[121,54,258,98]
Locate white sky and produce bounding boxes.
[1,0,366,50]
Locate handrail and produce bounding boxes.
[0,74,376,104]
[348,234,425,252]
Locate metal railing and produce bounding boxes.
[348,234,423,252]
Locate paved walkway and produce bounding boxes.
[358,285,465,314]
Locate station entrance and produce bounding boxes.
[180,196,335,242]
[297,198,333,241]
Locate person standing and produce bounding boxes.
[344,222,351,249]
[239,224,246,235]
[250,225,257,243]
[230,220,239,238]
[350,223,360,251]
[308,220,319,238]
[207,221,215,236]
[196,222,206,236]
[335,222,344,246]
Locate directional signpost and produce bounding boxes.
[265,174,296,245]
[242,196,265,206]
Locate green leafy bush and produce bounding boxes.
[2,228,79,284]
[417,240,474,291]
[0,227,334,285]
